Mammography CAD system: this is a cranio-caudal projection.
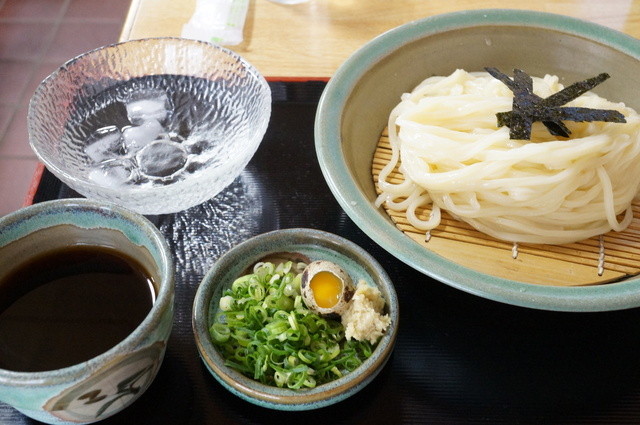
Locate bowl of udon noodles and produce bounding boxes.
[315,9,640,311]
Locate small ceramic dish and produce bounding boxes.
[192,228,399,410]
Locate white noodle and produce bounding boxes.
[377,70,640,244]
[598,235,605,276]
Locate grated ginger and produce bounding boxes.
[341,279,391,344]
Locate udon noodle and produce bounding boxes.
[375,69,640,244]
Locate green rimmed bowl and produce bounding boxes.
[314,9,640,311]
[192,228,399,410]
[0,199,174,424]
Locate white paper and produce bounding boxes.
[181,0,249,46]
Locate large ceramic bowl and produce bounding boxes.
[192,228,399,410]
[315,9,640,311]
[28,37,271,215]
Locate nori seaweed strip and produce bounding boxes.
[542,73,611,107]
[488,68,536,139]
[514,69,533,93]
[542,121,571,137]
[496,112,569,138]
[508,112,533,140]
[487,67,540,139]
[496,111,510,127]
[485,68,627,140]
[546,107,626,123]
[512,70,535,138]
[501,108,625,123]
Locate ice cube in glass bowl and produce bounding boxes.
[28,37,271,215]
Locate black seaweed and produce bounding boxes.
[485,68,627,140]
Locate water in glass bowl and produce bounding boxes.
[67,74,250,190]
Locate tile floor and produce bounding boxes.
[0,0,131,216]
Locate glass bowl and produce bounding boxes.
[28,37,271,215]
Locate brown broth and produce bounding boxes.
[0,245,156,372]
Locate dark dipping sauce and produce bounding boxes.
[0,245,156,372]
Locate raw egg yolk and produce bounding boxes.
[309,271,342,308]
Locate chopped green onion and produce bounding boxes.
[219,295,234,311]
[209,261,376,388]
[210,323,230,343]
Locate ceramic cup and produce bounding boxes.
[0,199,174,424]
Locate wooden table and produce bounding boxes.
[120,0,640,79]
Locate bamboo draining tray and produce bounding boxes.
[372,128,640,286]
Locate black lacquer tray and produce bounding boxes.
[5,81,640,424]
